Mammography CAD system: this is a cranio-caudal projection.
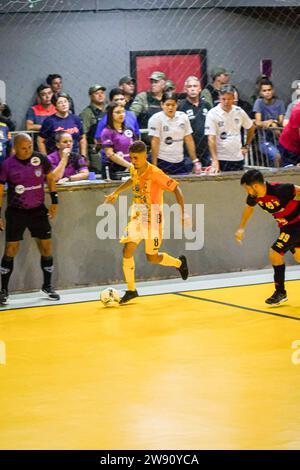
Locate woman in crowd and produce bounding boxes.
[37,93,87,157]
[47,131,89,183]
[99,103,138,179]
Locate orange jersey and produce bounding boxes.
[130,163,178,223]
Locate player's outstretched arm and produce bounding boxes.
[235,205,255,243]
[104,178,132,204]
[174,185,189,225]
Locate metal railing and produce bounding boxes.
[11,127,284,169]
[245,127,283,168]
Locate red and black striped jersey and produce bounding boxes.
[246,182,300,227]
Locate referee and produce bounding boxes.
[0,132,60,305]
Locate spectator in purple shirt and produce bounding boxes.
[100,103,138,179]
[47,131,89,184]
[0,132,60,305]
[37,93,87,157]
[94,88,140,141]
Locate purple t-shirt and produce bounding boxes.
[47,150,88,178]
[100,127,135,165]
[253,98,285,142]
[95,111,140,140]
[253,98,285,121]
[0,152,51,209]
[40,114,84,154]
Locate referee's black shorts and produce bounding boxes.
[272,221,300,255]
[5,204,52,242]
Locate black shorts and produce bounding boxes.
[272,222,300,255]
[5,204,52,242]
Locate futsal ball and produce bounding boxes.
[100,287,120,306]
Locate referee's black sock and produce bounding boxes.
[1,256,14,292]
[273,264,286,293]
[41,256,54,288]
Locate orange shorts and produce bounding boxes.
[120,218,163,255]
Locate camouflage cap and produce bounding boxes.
[150,71,166,81]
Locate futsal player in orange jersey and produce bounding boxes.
[105,140,189,304]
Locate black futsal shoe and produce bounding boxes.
[177,255,189,280]
[41,286,60,301]
[265,290,288,306]
[119,290,139,305]
[0,289,9,305]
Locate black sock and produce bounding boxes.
[1,256,14,292]
[273,264,285,293]
[41,256,53,288]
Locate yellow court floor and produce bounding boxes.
[0,280,300,450]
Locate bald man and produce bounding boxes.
[0,132,60,304]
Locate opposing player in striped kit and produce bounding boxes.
[236,169,300,305]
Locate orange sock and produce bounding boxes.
[158,252,181,268]
[123,257,135,291]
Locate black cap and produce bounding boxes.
[118,76,136,86]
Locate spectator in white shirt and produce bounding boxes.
[205,85,255,173]
[148,91,201,175]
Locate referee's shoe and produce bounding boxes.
[41,285,60,301]
[0,289,9,306]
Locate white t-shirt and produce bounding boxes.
[148,111,193,163]
[205,104,253,161]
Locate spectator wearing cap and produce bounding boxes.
[38,93,87,158]
[178,76,211,167]
[94,88,140,144]
[165,80,175,92]
[26,84,56,132]
[201,67,230,108]
[46,73,75,113]
[79,84,107,173]
[118,76,136,110]
[130,71,166,142]
[205,85,255,173]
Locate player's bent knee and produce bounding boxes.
[38,240,52,257]
[146,254,159,264]
[5,242,19,257]
[39,247,52,257]
[123,245,135,258]
[269,248,284,264]
[293,249,300,263]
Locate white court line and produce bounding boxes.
[1,266,299,311]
